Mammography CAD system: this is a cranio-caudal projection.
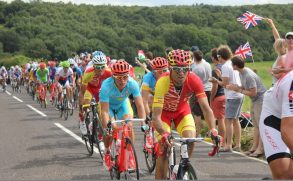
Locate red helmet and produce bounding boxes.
[149,57,168,70]
[168,49,193,66]
[39,62,46,69]
[48,61,56,67]
[111,59,130,75]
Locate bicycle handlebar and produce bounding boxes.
[110,118,144,124]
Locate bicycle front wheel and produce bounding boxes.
[123,138,139,180]
[177,162,197,180]
[143,132,156,173]
[84,113,94,156]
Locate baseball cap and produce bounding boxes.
[285,32,293,38]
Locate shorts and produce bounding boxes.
[58,79,70,88]
[250,100,263,128]
[225,97,243,119]
[84,85,99,102]
[259,113,291,163]
[190,91,211,117]
[109,99,133,120]
[156,103,196,141]
[211,95,225,119]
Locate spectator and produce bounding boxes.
[209,48,226,147]
[190,50,212,137]
[265,18,287,85]
[228,56,267,157]
[216,45,244,152]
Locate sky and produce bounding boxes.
[1,0,293,6]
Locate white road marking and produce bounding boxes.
[171,130,268,164]
[26,104,47,117]
[54,122,100,154]
[6,91,11,95]
[13,96,23,102]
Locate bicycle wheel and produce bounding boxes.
[84,112,94,156]
[123,138,139,180]
[143,130,156,173]
[94,115,104,160]
[176,162,197,180]
[110,139,119,180]
[63,97,69,121]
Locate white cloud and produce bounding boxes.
[1,0,292,6]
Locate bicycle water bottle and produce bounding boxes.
[88,122,93,135]
[115,139,121,155]
[171,164,179,180]
[146,131,153,149]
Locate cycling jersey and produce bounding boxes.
[36,68,49,83]
[48,67,57,82]
[99,77,140,119]
[141,71,156,94]
[57,68,73,81]
[153,72,206,112]
[260,71,293,163]
[82,67,112,101]
[153,72,206,137]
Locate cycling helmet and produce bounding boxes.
[168,49,193,66]
[68,58,75,65]
[63,61,70,68]
[39,62,46,69]
[149,57,169,70]
[48,61,56,67]
[92,51,107,65]
[111,59,130,75]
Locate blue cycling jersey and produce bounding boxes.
[99,77,141,110]
[141,71,156,93]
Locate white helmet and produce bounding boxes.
[92,51,107,64]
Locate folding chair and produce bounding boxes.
[239,112,253,131]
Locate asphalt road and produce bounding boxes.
[0,86,272,180]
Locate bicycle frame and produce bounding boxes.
[110,119,144,173]
[167,137,203,180]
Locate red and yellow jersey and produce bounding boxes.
[153,72,206,112]
[82,67,112,88]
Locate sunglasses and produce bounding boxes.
[153,68,169,74]
[286,36,293,40]
[170,66,191,73]
[94,64,106,70]
[113,74,129,81]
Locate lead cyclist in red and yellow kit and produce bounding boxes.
[152,49,220,179]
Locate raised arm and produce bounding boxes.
[265,18,280,40]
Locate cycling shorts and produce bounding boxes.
[109,99,133,120]
[84,86,99,102]
[156,103,195,141]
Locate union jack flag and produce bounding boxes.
[235,42,252,60]
[237,11,263,29]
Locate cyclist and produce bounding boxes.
[68,58,82,103]
[141,57,169,122]
[13,65,22,88]
[0,66,8,90]
[36,62,49,102]
[152,49,219,180]
[259,70,293,179]
[99,59,146,169]
[55,61,74,110]
[79,51,112,139]
[48,61,58,101]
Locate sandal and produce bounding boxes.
[249,152,263,158]
[244,150,255,155]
